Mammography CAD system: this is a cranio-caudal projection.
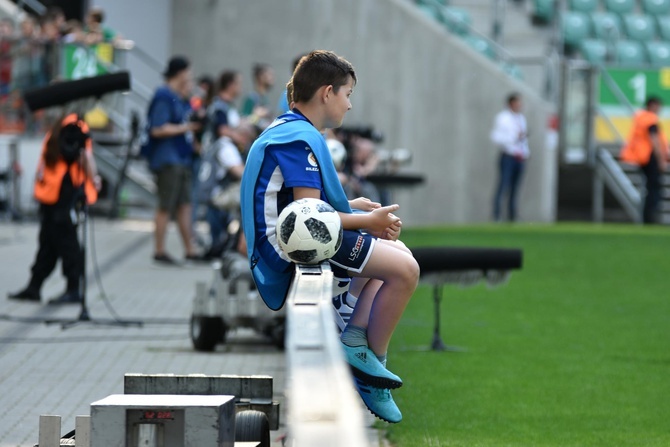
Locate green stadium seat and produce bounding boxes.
[442,7,472,35]
[569,0,598,13]
[604,0,636,15]
[532,0,556,23]
[580,39,609,63]
[462,35,495,59]
[562,11,592,47]
[615,40,648,65]
[623,14,657,42]
[418,3,442,23]
[645,41,670,65]
[591,12,623,40]
[657,15,670,39]
[500,62,524,80]
[642,0,670,15]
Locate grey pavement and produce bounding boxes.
[0,218,383,447]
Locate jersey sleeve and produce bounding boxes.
[149,96,173,129]
[270,142,322,189]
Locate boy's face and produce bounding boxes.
[324,75,354,129]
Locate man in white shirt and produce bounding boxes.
[490,93,529,222]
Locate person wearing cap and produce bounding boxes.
[145,56,200,264]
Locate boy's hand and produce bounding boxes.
[383,214,402,241]
[365,204,401,235]
[349,197,381,211]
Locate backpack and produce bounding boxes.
[139,96,157,161]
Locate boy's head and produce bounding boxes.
[290,50,356,128]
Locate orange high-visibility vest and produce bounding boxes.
[33,114,98,205]
[620,110,669,165]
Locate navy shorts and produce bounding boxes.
[329,230,376,279]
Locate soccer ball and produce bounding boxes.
[276,198,343,264]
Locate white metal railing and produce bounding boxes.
[593,147,642,223]
[285,263,369,447]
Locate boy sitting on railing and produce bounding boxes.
[240,50,419,423]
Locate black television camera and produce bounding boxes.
[59,123,89,165]
[335,125,384,147]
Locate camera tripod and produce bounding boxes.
[45,188,143,330]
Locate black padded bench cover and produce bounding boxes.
[412,247,523,274]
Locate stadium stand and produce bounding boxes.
[641,0,670,15]
[591,12,623,40]
[604,0,637,15]
[412,0,523,79]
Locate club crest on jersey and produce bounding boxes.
[306,152,319,171]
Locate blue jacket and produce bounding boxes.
[240,111,351,310]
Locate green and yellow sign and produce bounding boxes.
[61,43,114,80]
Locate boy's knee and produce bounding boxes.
[393,255,420,287]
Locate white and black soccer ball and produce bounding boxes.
[276,198,343,265]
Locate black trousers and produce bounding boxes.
[27,209,82,293]
[641,155,661,224]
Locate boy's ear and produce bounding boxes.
[322,85,334,103]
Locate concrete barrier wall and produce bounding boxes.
[172,0,556,224]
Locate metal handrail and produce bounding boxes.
[593,147,642,223]
[15,0,46,16]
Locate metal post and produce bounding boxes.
[491,0,507,48]
[431,285,447,351]
[585,66,597,167]
[593,162,604,222]
[557,60,570,163]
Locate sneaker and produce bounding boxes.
[341,343,403,389]
[153,253,178,265]
[7,288,41,302]
[354,377,402,423]
[47,290,82,305]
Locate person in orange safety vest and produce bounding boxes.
[620,96,669,224]
[8,114,101,304]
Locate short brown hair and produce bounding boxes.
[290,50,356,104]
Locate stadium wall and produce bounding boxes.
[171,0,557,224]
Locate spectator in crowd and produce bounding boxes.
[620,96,669,224]
[13,16,46,93]
[45,6,66,37]
[346,137,381,203]
[187,75,214,245]
[0,18,14,96]
[62,19,85,44]
[199,70,248,256]
[145,56,200,264]
[491,92,529,222]
[84,7,120,45]
[190,75,215,149]
[277,54,306,115]
[241,63,274,127]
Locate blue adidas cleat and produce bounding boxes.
[354,378,402,423]
[341,343,403,389]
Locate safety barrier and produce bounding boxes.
[285,263,370,447]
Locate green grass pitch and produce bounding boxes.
[386,224,670,447]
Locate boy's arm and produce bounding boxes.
[293,187,400,234]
